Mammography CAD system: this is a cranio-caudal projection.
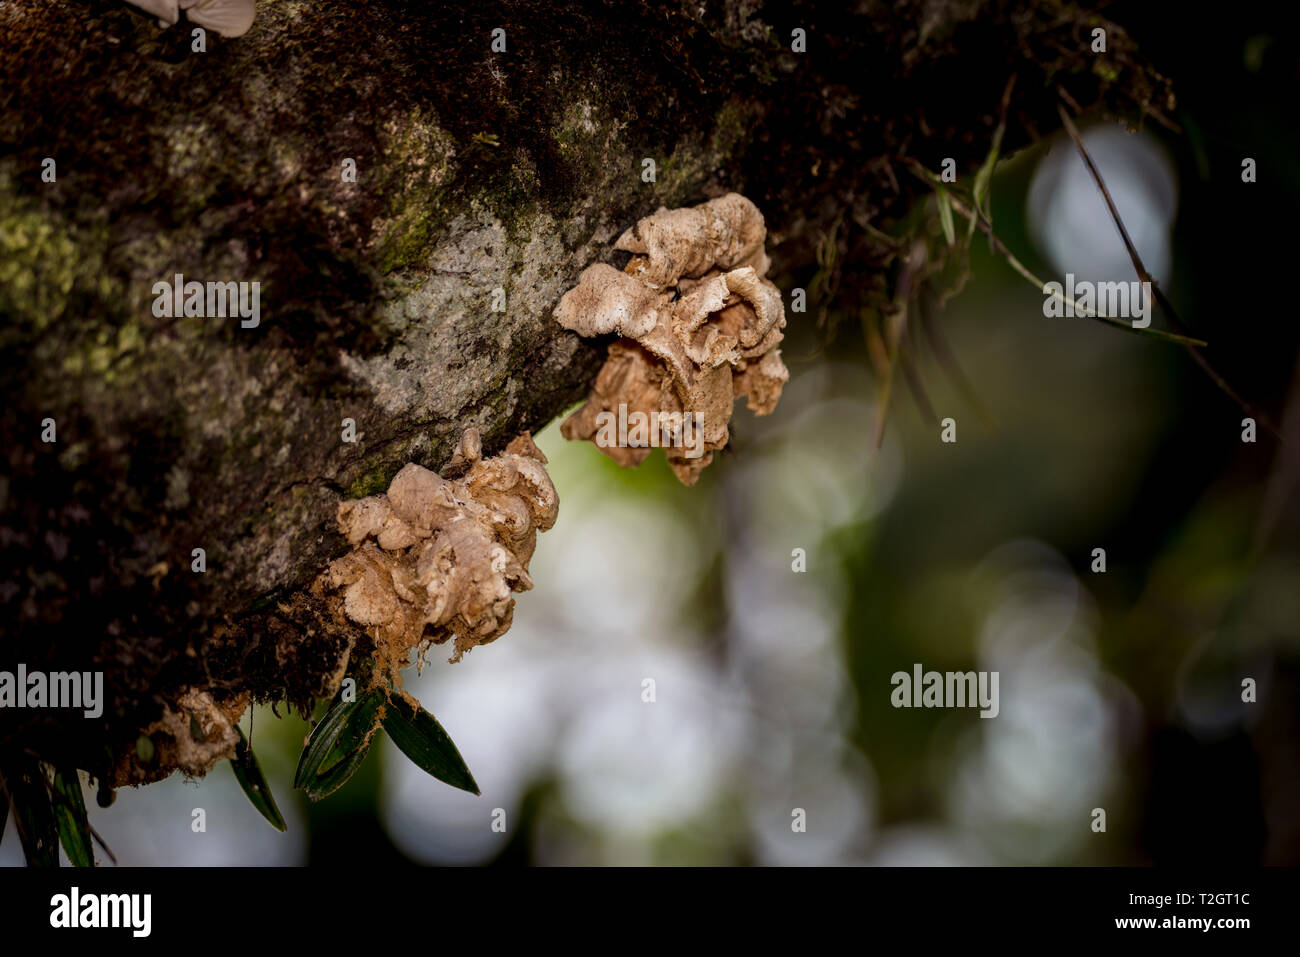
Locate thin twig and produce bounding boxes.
[88,824,118,865]
[1057,85,1085,117]
[1056,102,1151,285]
[1141,103,1182,135]
[918,294,997,430]
[1056,97,1281,439]
[903,162,1206,347]
[898,321,938,428]
[875,239,925,447]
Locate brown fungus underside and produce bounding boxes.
[555,193,789,484]
[321,429,559,679]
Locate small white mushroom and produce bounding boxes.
[124,0,179,28]
[124,0,256,38]
[182,0,256,38]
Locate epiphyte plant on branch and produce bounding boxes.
[3,0,1264,868]
[857,74,1270,448]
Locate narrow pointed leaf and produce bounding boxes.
[51,767,94,867]
[295,688,385,801]
[333,688,387,756]
[936,188,955,246]
[969,146,997,241]
[3,762,58,867]
[231,727,286,832]
[382,697,479,795]
[303,744,372,802]
[293,696,356,788]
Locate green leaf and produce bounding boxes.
[382,696,479,795]
[972,158,993,218]
[230,727,287,832]
[935,187,955,246]
[51,767,94,867]
[294,688,385,801]
[971,120,1004,245]
[301,746,370,801]
[294,696,354,789]
[968,153,994,241]
[2,761,58,867]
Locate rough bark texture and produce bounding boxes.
[0,0,1171,785]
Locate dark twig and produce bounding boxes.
[918,294,997,430]
[1056,97,1281,440]
[874,239,926,447]
[898,318,938,428]
[902,156,1203,345]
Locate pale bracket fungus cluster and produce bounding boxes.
[124,0,256,38]
[323,429,558,672]
[555,192,789,484]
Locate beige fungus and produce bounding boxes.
[325,429,558,669]
[555,193,788,484]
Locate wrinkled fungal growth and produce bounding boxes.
[555,193,789,484]
[325,429,558,667]
[114,689,248,785]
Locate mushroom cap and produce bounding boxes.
[180,0,256,37]
[614,193,768,286]
[552,263,663,339]
[124,0,180,27]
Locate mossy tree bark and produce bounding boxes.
[0,0,1170,785]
